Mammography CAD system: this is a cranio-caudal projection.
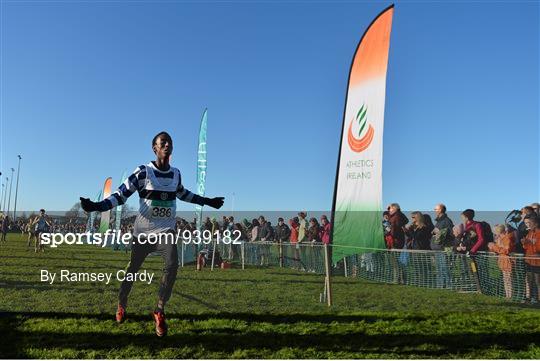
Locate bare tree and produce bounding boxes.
[65,202,83,221]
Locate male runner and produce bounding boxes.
[0,214,8,243]
[80,131,224,337]
[33,209,51,252]
[26,218,34,248]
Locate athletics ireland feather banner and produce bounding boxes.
[195,109,208,231]
[331,5,394,263]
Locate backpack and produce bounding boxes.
[479,221,494,244]
[465,221,493,252]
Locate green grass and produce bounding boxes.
[1,232,539,359]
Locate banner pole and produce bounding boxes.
[241,242,245,270]
[324,244,333,306]
[211,238,217,271]
[344,256,348,277]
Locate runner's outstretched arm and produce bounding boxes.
[80,166,145,213]
[176,183,224,209]
[80,165,224,212]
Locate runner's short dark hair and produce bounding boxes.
[152,131,172,146]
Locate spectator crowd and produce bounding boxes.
[1,202,539,303]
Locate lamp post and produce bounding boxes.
[0,172,3,211]
[2,178,7,213]
[13,155,22,221]
[231,192,235,219]
[6,168,14,218]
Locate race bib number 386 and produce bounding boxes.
[150,199,174,218]
[151,207,172,218]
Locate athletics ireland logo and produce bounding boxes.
[347,104,374,153]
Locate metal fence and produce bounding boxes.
[178,241,539,304]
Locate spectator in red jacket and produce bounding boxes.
[460,209,485,254]
[388,203,409,249]
[289,218,299,244]
[319,215,331,244]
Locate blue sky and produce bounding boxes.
[0,0,538,213]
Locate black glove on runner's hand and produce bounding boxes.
[80,197,99,212]
[204,197,225,209]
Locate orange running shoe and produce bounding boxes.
[152,311,168,337]
[116,304,126,323]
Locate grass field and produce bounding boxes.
[1,233,539,359]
